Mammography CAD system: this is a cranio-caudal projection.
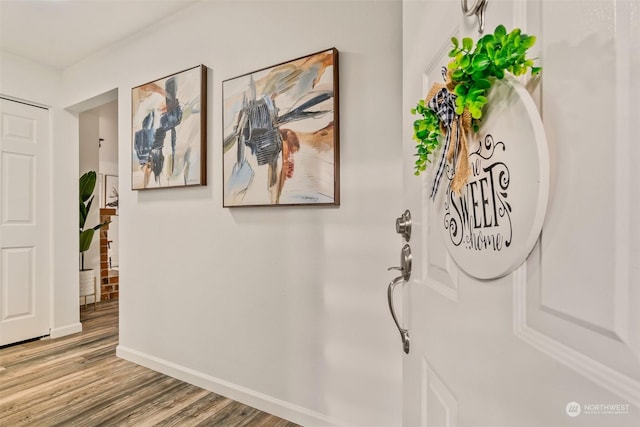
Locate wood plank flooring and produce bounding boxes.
[0,300,300,427]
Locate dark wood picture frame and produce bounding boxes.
[131,65,207,190]
[222,48,339,207]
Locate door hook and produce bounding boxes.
[461,0,489,34]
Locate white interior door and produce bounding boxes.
[400,1,639,426]
[0,98,50,346]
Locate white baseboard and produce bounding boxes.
[50,322,82,339]
[116,345,352,427]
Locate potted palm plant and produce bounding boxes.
[79,171,110,298]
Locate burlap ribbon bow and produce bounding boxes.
[426,70,472,199]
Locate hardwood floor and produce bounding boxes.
[0,300,300,427]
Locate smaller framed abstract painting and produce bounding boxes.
[131,65,207,190]
[222,48,340,207]
[104,174,119,213]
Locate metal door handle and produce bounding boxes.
[387,274,410,354]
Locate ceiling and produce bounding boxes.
[0,0,199,70]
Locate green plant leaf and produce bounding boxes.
[472,54,491,71]
[454,84,468,96]
[486,43,495,59]
[513,35,521,48]
[411,25,540,177]
[481,34,495,45]
[470,105,482,119]
[462,37,473,51]
[459,55,471,69]
[79,171,97,203]
[473,78,491,89]
[79,229,95,253]
[521,35,536,48]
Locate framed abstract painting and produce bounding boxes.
[104,174,119,213]
[222,48,339,207]
[131,65,207,190]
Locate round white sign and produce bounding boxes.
[437,76,549,280]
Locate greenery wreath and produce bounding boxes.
[411,25,541,178]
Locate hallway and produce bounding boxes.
[0,300,299,426]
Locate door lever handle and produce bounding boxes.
[387,274,410,354]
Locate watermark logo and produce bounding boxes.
[565,401,630,417]
[565,402,581,417]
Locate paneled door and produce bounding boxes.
[0,98,50,346]
[400,0,639,426]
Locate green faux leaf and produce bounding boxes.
[452,69,464,80]
[462,37,473,51]
[471,70,485,81]
[411,25,540,177]
[508,28,521,43]
[473,78,491,89]
[480,34,495,45]
[459,55,471,69]
[522,35,536,48]
[470,105,482,119]
[454,84,468,96]
[486,43,495,59]
[472,54,491,71]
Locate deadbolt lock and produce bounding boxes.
[396,210,412,241]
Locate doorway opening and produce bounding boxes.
[74,89,119,309]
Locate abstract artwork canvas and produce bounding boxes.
[222,48,339,207]
[131,65,207,190]
[104,174,119,213]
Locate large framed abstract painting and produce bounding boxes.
[131,65,207,190]
[222,48,340,207]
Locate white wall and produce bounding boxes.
[62,1,403,426]
[0,51,81,337]
[97,100,118,176]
